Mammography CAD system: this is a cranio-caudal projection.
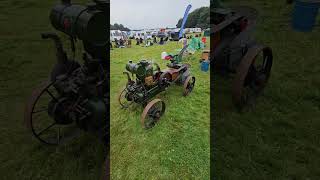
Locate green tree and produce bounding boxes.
[176,6,210,29]
[110,23,130,31]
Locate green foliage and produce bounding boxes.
[176,7,210,29]
[110,23,130,31]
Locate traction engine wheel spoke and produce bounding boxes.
[118,87,134,109]
[232,45,273,109]
[141,99,166,129]
[183,76,196,96]
[25,81,80,145]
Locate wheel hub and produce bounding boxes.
[48,98,74,125]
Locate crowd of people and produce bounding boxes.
[110,33,206,49]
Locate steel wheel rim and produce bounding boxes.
[183,76,196,96]
[118,87,134,109]
[25,81,80,145]
[141,99,165,129]
[232,45,273,108]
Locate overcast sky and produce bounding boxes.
[110,0,210,30]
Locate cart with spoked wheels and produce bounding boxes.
[118,50,195,129]
[213,6,273,110]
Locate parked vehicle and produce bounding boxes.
[135,32,145,40]
[213,6,273,109]
[157,31,167,38]
[128,31,137,39]
[110,30,127,41]
[145,31,152,40]
[187,27,202,33]
[169,28,184,41]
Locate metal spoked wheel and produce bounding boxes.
[25,81,80,145]
[141,99,166,129]
[118,87,134,109]
[232,45,273,109]
[183,76,196,96]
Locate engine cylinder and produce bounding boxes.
[49,0,109,59]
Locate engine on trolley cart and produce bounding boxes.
[118,48,195,129]
[212,6,273,109]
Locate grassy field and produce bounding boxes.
[214,0,320,179]
[0,1,105,179]
[110,39,210,179]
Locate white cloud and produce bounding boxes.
[110,0,209,30]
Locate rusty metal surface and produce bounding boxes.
[165,68,180,80]
[183,76,196,96]
[232,44,273,108]
[25,80,52,130]
[24,80,58,144]
[25,80,82,145]
[213,14,243,33]
[213,6,258,33]
[118,87,133,109]
[140,99,165,129]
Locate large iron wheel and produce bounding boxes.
[25,81,80,145]
[183,76,196,96]
[141,99,166,129]
[232,45,273,109]
[118,87,134,109]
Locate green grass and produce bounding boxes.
[0,1,105,179]
[214,1,320,179]
[110,40,210,179]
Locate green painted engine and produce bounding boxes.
[122,60,165,105]
[125,60,155,83]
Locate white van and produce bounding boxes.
[121,31,128,40]
[188,28,202,33]
[128,31,138,39]
[134,31,143,40]
[110,30,124,42]
[145,31,152,40]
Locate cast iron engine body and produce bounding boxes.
[25,0,109,145]
[118,48,196,129]
[212,6,273,108]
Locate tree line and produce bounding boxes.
[110,23,130,31]
[176,6,210,29]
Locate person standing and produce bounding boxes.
[119,38,124,47]
[114,38,119,48]
[179,36,188,48]
[153,36,157,44]
[127,39,131,48]
[159,37,164,45]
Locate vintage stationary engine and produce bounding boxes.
[118,47,195,129]
[213,5,273,109]
[25,0,109,145]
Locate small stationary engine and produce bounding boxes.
[213,5,273,109]
[48,59,107,133]
[119,49,195,129]
[125,60,159,86]
[25,0,109,145]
